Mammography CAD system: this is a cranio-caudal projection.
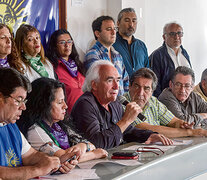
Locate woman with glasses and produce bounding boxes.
[46,29,85,113]
[15,24,56,82]
[17,77,107,173]
[0,24,24,73]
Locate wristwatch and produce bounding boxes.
[84,141,90,152]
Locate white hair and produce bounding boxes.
[163,21,183,35]
[82,60,115,92]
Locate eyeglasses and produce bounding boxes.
[57,40,73,45]
[166,31,183,37]
[105,27,118,32]
[9,95,27,106]
[172,82,192,90]
[136,147,164,156]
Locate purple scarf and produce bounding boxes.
[50,123,70,150]
[60,57,78,77]
[0,57,10,68]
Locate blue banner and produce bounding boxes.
[0,0,59,49]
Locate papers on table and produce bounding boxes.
[172,139,193,145]
[48,169,99,180]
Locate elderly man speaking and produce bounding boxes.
[71,61,172,149]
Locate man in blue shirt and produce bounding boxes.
[0,68,70,179]
[84,16,129,95]
[113,8,149,77]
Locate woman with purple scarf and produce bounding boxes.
[0,24,24,73]
[17,77,108,173]
[46,29,86,113]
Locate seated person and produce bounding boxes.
[15,24,56,82]
[159,66,207,128]
[0,68,60,179]
[71,60,173,150]
[46,29,85,113]
[123,68,207,137]
[0,24,24,73]
[17,77,108,166]
[194,68,207,101]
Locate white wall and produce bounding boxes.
[67,0,108,61]
[67,0,207,83]
[145,0,207,84]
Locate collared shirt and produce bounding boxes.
[123,92,174,126]
[166,44,190,68]
[84,41,129,95]
[71,91,154,149]
[113,32,149,77]
[158,88,207,127]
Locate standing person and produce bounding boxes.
[0,67,61,179]
[84,15,129,95]
[17,77,108,165]
[113,8,149,77]
[0,23,23,72]
[46,29,85,113]
[15,24,56,82]
[71,61,173,149]
[150,22,191,97]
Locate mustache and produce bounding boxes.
[128,27,134,31]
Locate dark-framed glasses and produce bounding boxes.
[167,31,183,37]
[172,82,192,90]
[57,40,73,45]
[9,95,27,106]
[136,147,164,156]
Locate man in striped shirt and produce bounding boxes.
[84,16,129,95]
[122,68,207,138]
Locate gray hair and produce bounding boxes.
[82,60,115,92]
[163,22,183,35]
[129,68,158,91]
[171,66,195,84]
[201,68,207,82]
[117,7,136,22]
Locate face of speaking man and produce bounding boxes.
[92,65,120,106]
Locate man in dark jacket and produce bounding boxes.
[150,22,191,97]
[71,60,172,149]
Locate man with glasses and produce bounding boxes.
[122,67,207,137]
[150,22,192,97]
[0,68,61,179]
[113,8,149,77]
[159,66,207,128]
[84,15,129,95]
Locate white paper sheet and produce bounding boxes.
[48,169,99,180]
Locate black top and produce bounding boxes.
[71,91,154,149]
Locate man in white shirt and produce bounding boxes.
[149,22,192,97]
[0,68,61,179]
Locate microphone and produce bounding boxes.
[117,95,146,122]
